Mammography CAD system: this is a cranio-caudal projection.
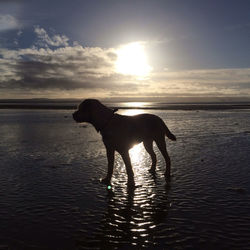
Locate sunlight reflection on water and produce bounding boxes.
[120,108,146,116]
[121,102,151,108]
[129,143,144,166]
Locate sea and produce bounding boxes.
[0,102,250,249]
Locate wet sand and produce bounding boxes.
[0,108,250,249]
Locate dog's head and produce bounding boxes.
[72,99,98,123]
[73,99,118,132]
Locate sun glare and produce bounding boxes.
[115,42,152,78]
[129,143,145,166]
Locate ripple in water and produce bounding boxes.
[0,109,250,249]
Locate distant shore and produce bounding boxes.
[1,102,250,111]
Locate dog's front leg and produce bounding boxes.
[120,151,135,187]
[101,146,114,185]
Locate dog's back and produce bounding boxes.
[128,113,176,141]
[103,113,175,150]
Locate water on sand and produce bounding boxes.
[0,108,250,249]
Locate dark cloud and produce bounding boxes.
[0,42,121,92]
[1,74,142,93]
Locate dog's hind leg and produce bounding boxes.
[120,151,135,187]
[155,136,171,180]
[101,147,114,185]
[143,140,157,174]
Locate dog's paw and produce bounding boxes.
[100,177,111,185]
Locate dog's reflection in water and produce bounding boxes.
[99,179,171,248]
[73,99,176,187]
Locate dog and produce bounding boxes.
[73,99,176,187]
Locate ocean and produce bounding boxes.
[0,105,250,249]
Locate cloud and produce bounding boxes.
[0,26,250,99]
[34,26,69,47]
[0,45,119,90]
[0,27,144,97]
[149,68,250,97]
[1,41,250,98]
[0,14,19,31]
[0,29,145,97]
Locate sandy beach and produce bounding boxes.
[0,107,250,249]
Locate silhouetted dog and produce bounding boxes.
[73,99,176,187]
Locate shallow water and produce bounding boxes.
[0,109,250,249]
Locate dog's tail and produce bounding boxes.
[164,124,176,141]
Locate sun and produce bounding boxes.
[115,42,152,77]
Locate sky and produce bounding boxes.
[0,0,250,101]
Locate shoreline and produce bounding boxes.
[1,103,250,110]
